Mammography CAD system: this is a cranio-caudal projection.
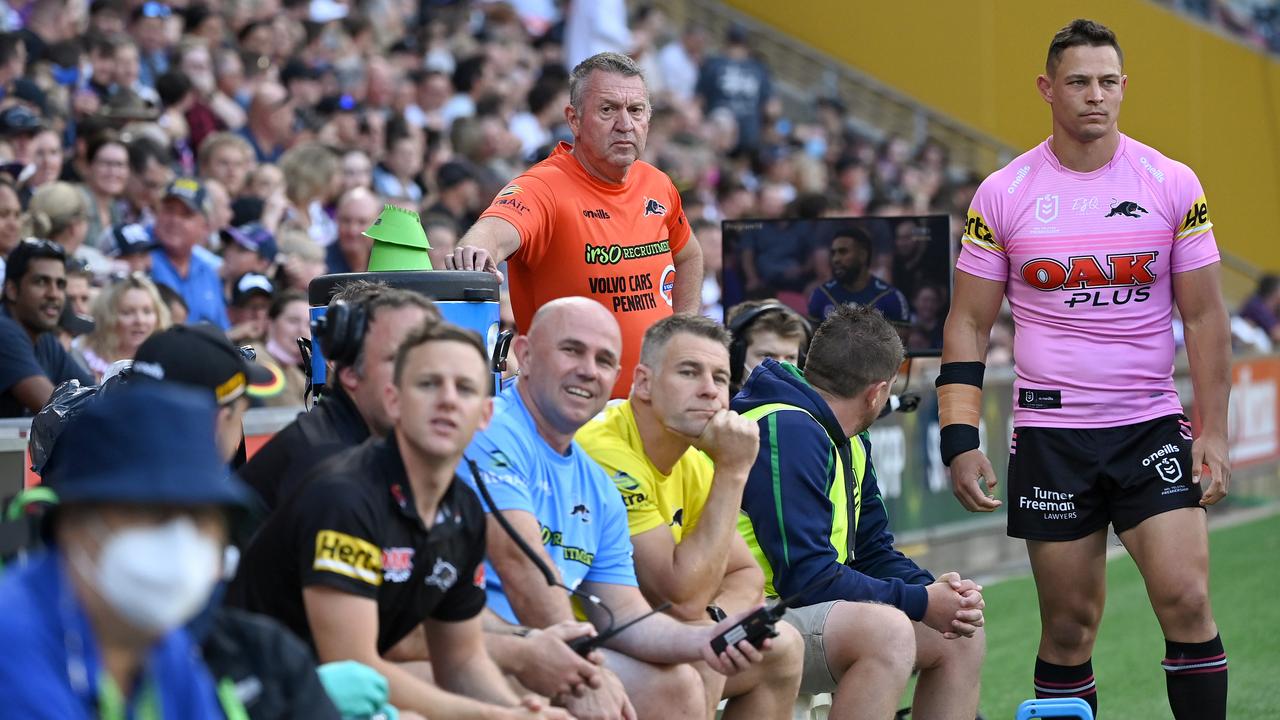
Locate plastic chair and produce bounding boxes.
[1014,697,1093,719]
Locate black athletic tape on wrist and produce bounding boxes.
[936,361,984,466]
[935,361,986,389]
[940,424,980,467]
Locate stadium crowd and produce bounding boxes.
[0,0,1019,419]
[1160,0,1280,54]
[0,1,995,717]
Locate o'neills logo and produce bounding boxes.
[1139,156,1165,184]
[1006,165,1031,194]
[1142,443,1179,466]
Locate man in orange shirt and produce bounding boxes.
[445,52,704,398]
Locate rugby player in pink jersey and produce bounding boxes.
[938,19,1231,720]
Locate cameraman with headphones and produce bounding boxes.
[237,280,440,512]
[726,300,812,397]
[237,280,613,701]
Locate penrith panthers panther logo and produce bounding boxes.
[1106,200,1148,218]
[643,198,667,216]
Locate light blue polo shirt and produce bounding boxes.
[150,249,229,329]
[462,381,637,624]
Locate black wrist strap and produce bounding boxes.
[940,424,980,467]
[935,361,986,389]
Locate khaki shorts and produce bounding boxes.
[781,601,840,695]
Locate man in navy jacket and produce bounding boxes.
[735,304,987,720]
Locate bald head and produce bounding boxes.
[528,297,620,345]
[516,297,622,450]
[337,187,382,255]
[250,83,293,141]
[251,83,287,114]
[339,186,379,214]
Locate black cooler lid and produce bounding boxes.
[308,270,500,306]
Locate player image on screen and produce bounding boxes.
[937,18,1232,720]
[722,214,952,356]
[807,225,910,326]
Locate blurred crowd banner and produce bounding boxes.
[1226,355,1280,468]
[2,357,1279,529]
[870,374,1013,535]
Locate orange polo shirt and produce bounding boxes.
[480,142,690,398]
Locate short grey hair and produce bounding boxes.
[638,314,730,369]
[569,52,648,113]
[328,280,441,375]
[805,304,903,398]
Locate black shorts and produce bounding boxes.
[1007,414,1203,541]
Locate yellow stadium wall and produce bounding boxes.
[726,0,1280,273]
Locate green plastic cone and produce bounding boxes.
[365,204,433,271]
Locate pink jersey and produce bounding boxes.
[957,134,1219,428]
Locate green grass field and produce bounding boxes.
[963,511,1280,718]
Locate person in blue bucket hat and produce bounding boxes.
[0,382,250,718]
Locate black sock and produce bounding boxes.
[1034,657,1098,716]
[1164,634,1227,720]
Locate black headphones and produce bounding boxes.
[310,299,369,369]
[728,302,814,390]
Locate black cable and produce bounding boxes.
[297,337,315,410]
[468,457,672,654]
[880,356,921,417]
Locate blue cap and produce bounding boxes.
[109,222,157,257]
[137,1,171,19]
[231,272,274,306]
[163,177,208,216]
[51,64,79,87]
[317,93,361,115]
[220,223,277,261]
[0,105,44,136]
[42,383,251,508]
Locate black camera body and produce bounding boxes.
[568,634,604,656]
[710,604,785,655]
[708,570,838,656]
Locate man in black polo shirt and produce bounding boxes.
[237,280,439,510]
[0,239,92,417]
[230,321,570,719]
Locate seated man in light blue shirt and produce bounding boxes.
[464,296,797,720]
[149,178,228,328]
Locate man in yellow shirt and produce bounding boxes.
[577,314,804,719]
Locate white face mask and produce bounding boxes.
[74,516,222,634]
